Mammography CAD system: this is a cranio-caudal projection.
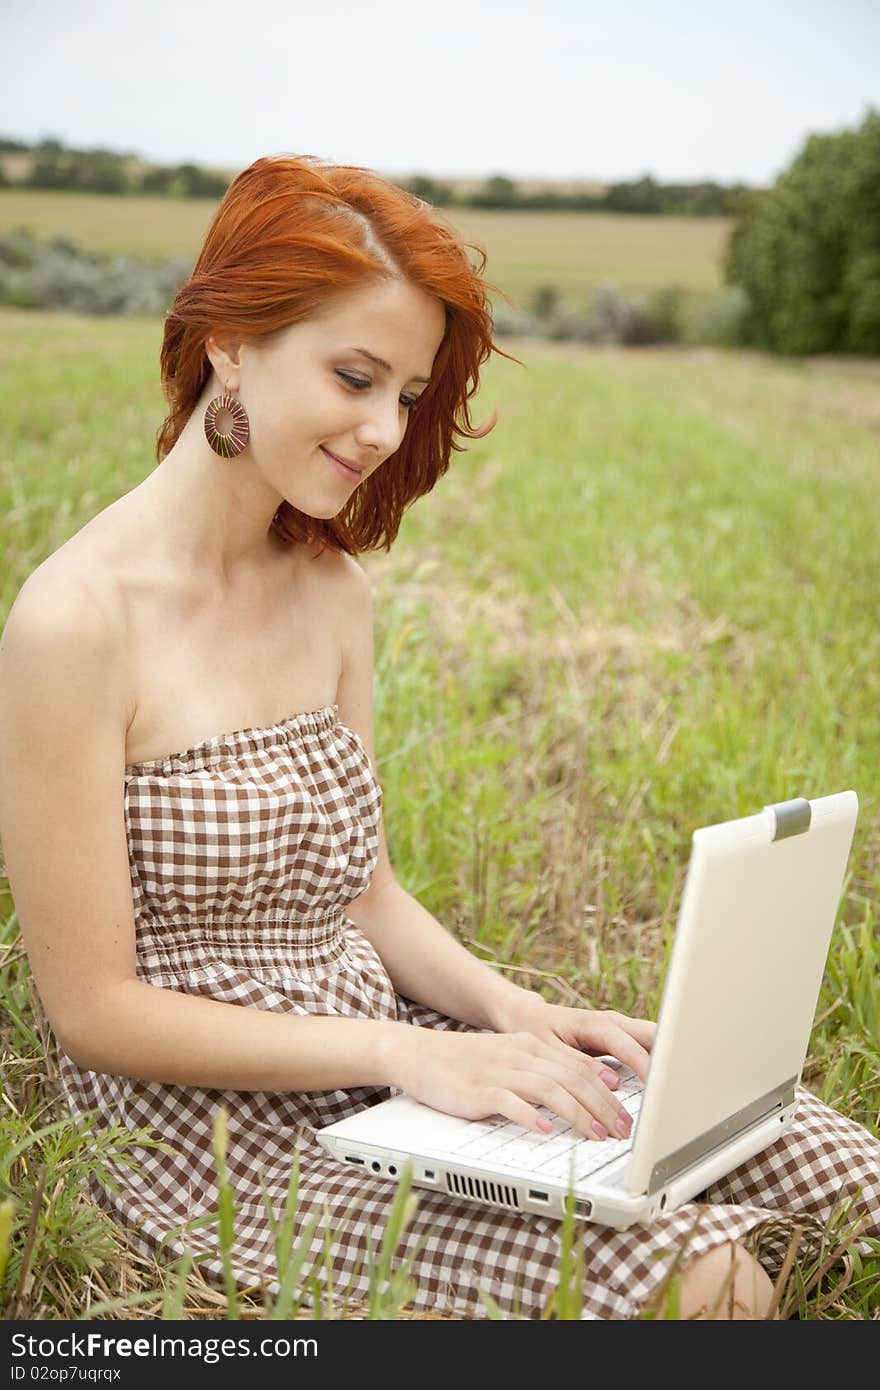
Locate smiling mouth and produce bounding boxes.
[321,446,365,480]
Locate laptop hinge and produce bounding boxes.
[764,798,811,840]
[647,1078,797,1194]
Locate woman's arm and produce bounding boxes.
[0,570,398,1092]
[347,875,534,1033]
[0,562,642,1139]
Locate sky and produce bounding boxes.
[3,0,879,186]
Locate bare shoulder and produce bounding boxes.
[305,544,373,642]
[1,550,131,726]
[308,544,372,599]
[4,550,122,656]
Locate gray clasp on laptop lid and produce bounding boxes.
[763,797,811,841]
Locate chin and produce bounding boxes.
[284,496,348,522]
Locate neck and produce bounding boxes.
[139,408,290,589]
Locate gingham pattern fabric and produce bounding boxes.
[57,706,880,1319]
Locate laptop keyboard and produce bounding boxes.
[447,1065,643,1182]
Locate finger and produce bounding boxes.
[484,1085,555,1135]
[575,1014,657,1060]
[556,1042,623,1088]
[504,1035,629,1126]
[514,1032,622,1088]
[556,1027,650,1083]
[586,1025,653,1082]
[615,1016,657,1049]
[511,1073,627,1142]
[509,1059,633,1140]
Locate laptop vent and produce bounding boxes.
[446,1171,520,1208]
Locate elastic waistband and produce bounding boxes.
[135,908,351,974]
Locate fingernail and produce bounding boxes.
[537,1117,554,1134]
[601,1069,619,1088]
[592,1121,610,1140]
[616,1112,632,1138]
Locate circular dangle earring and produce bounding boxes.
[204,390,250,458]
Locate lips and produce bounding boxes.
[321,446,366,474]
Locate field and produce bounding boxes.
[0,189,730,310]
[1,302,879,1319]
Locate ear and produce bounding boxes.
[205,333,244,392]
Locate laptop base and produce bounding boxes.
[318,1100,799,1229]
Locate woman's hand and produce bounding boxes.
[386,1013,647,1141]
[493,991,656,1084]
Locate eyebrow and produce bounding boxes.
[350,347,431,385]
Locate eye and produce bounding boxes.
[335,370,420,412]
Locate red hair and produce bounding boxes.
[157,153,521,553]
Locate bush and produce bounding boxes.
[645,286,685,342]
[0,228,190,316]
[725,107,880,355]
[530,285,562,319]
[683,285,751,347]
[490,301,542,338]
[580,282,677,345]
[493,282,686,346]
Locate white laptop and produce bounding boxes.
[317,792,858,1229]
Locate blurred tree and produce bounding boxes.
[404,174,452,206]
[170,163,230,198]
[531,285,560,318]
[138,165,174,194]
[30,151,70,189]
[603,174,664,214]
[725,108,880,355]
[840,109,880,353]
[474,175,517,208]
[73,149,131,194]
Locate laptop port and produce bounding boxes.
[343,1155,365,1166]
[528,1189,550,1203]
[423,1169,436,1180]
[370,1160,382,1173]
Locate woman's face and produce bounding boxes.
[220,278,447,519]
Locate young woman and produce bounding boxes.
[1,154,877,1320]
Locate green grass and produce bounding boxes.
[1,308,878,1318]
[0,189,220,261]
[0,190,730,311]
[448,208,731,306]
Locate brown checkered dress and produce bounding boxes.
[57,706,880,1318]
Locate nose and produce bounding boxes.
[353,390,407,461]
